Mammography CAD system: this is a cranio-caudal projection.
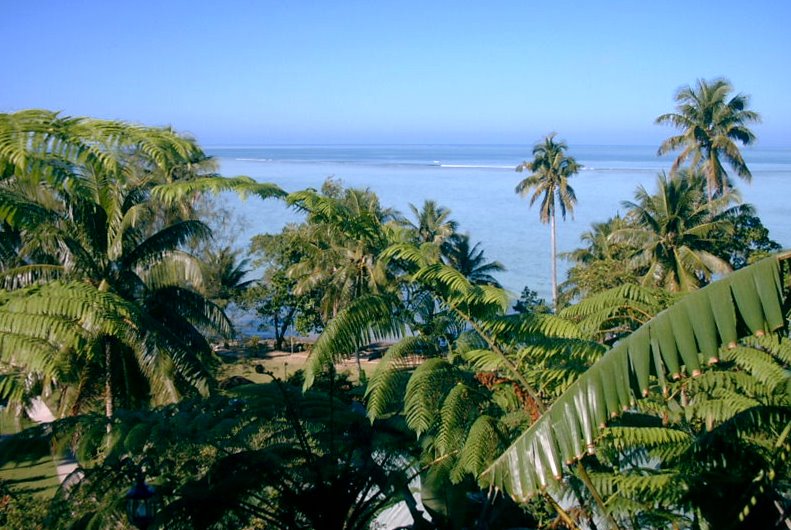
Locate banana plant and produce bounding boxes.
[483,252,791,527]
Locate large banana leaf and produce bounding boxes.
[482,252,790,502]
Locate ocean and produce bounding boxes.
[207,144,791,304]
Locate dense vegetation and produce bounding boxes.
[0,79,788,529]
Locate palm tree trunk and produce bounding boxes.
[104,339,113,434]
[551,211,558,312]
[706,152,716,202]
[98,280,114,434]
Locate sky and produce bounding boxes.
[2,1,790,146]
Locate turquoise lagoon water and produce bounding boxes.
[208,145,791,304]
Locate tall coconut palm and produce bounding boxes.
[516,133,580,312]
[656,78,761,200]
[614,171,735,292]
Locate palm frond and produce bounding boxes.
[151,176,286,204]
[123,220,211,269]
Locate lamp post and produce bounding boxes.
[126,473,156,529]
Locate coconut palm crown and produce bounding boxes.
[613,171,735,292]
[656,78,761,200]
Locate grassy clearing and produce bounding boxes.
[0,408,60,498]
[217,348,381,384]
[0,407,35,436]
[0,457,60,498]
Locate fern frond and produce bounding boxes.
[458,415,504,481]
[605,426,692,453]
[720,345,791,390]
[462,348,504,372]
[366,336,435,420]
[305,293,406,388]
[403,358,458,435]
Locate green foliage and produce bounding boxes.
[1,381,422,530]
[512,285,550,315]
[559,283,677,342]
[403,358,458,435]
[561,215,640,302]
[485,253,791,528]
[0,479,50,529]
[0,111,251,415]
[151,175,285,205]
[365,336,437,419]
[562,172,780,308]
[286,183,400,324]
[403,199,458,247]
[515,133,581,224]
[0,281,216,405]
[200,245,254,309]
[441,232,505,287]
[614,171,735,291]
[245,225,324,350]
[713,204,782,269]
[305,293,405,388]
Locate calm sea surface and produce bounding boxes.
[207,145,791,303]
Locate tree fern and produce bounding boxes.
[436,382,485,455]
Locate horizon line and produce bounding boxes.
[202,142,791,149]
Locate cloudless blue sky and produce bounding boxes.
[2,1,790,146]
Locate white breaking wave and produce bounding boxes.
[439,164,514,169]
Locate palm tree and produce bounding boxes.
[404,200,458,247]
[656,78,761,200]
[287,185,400,321]
[614,171,734,292]
[566,215,631,265]
[516,133,581,312]
[442,232,504,287]
[0,111,237,418]
[201,245,255,309]
[287,185,404,380]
